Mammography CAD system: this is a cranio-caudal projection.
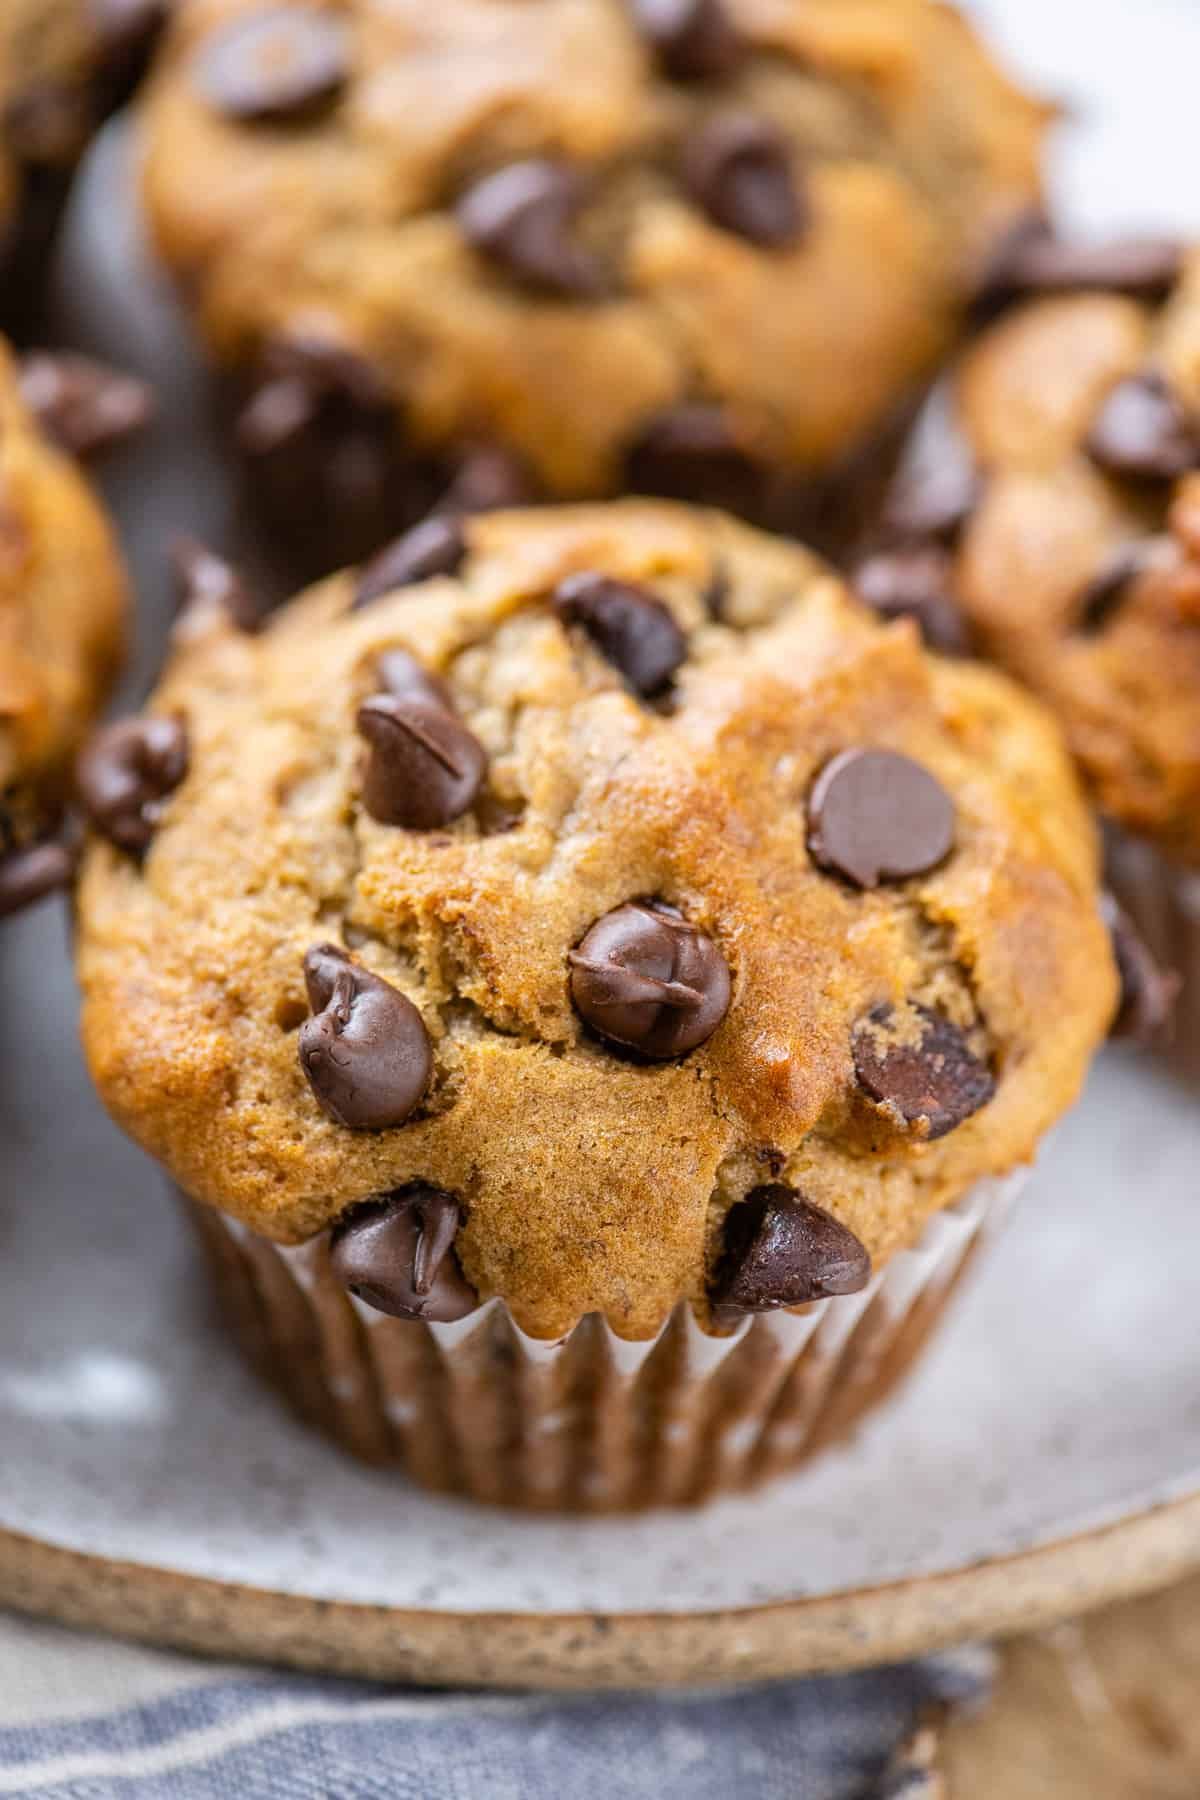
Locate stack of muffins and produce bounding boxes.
[2,0,1188,1514]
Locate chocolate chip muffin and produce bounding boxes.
[0,1,169,334]
[138,0,1047,575]
[75,501,1112,1508]
[0,337,129,920]
[870,238,1200,1078]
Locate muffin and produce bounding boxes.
[137,0,1048,576]
[866,241,1200,1078]
[75,501,1114,1509]
[0,0,169,335]
[0,337,129,920]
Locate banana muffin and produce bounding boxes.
[0,1,168,333]
[0,337,129,920]
[75,501,1113,1508]
[138,0,1047,575]
[867,240,1200,1078]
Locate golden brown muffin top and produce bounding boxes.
[77,502,1112,1340]
[139,0,1046,500]
[937,248,1200,867]
[0,337,127,835]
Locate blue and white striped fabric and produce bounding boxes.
[0,1615,989,1798]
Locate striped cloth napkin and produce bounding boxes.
[0,1613,990,1798]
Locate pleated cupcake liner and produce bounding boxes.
[1106,828,1200,1086]
[182,1171,1025,1514]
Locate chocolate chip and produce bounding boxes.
[879,457,982,546]
[1074,540,1159,634]
[299,946,432,1130]
[983,226,1184,308]
[238,338,388,455]
[457,160,604,298]
[357,694,486,829]
[1087,372,1200,482]
[711,1184,870,1315]
[626,405,765,515]
[375,648,455,712]
[853,1002,995,1139]
[554,572,686,697]
[197,7,349,123]
[91,0,170,98]
[681,113,806,248]
[170,536,261,636]
[19,352,154,459]
[851,548,971,656]
[0,840,75,920]
[76,715,189,856]
[808,749,955,890]
[1100,893,1179,1045]
[330,1185,477,1321]
[436,444,536,515]
[353,516,465,610]
[631,0,744,80]
[568,900,730,1058]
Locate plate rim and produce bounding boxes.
[5,1487,1200,1688]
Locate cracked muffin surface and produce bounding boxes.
[138,0,1046,552]
[76,501,1113,1340]
[0,337,127,870]
[934,248,1200,868]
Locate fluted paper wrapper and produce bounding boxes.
[184,1173,1024,1513]
[1107,829,1200,1086]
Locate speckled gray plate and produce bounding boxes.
[2,0,1199,1691]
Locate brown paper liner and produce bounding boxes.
[183,1172,1023,1513]
[1106,828,1200,1086]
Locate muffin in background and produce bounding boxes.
[75,501,1114,1509]
[866,241,1200,1080]
[0,1,168,335]
[137,0,1048,577]
[0,337,132,921]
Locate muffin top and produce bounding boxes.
[0,337,128,910]
[139,0,1046,508]
[917,244,1200,867]
[77,502,1113,1340]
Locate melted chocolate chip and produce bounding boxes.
[982,226,1184,308]
[0,840,75,920]
[353,516,465,610]
[1075,540,1159,634]
[76,715,189,856]
[682,114,806,248]
[568,900,730,1058]
[1100,893,1179,1045]
[851,548,971,656]
[375,648,455,712]
[92,0,170,71]
[808,749,955,890]
[626,405,764,514]
[330,1186,477,1321]
[853,1002,995,1139]
[357,694,486,829]
[170,536,261,636]
[437,444,536,515]
[19,352,153,459]
[197,7,350,123]
[631,0,744,80]
[711,1184,871,1315]
[554,572,686,696]
[457,160,604,297]
[1087,372,1200,482]
[299,945,432,1130]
